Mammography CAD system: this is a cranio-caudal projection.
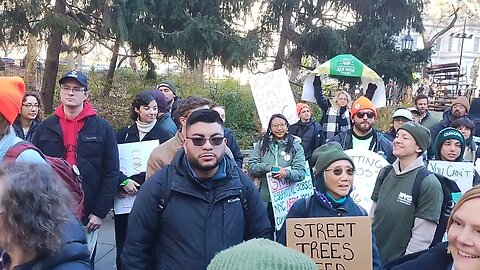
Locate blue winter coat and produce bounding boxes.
[277,195,382,270]
[32,115,119,224]
[329,129,395,163]
[389,242,451,270]
[121,149,272,270]
[0,214,91,270]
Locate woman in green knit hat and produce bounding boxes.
[277,141,381,270]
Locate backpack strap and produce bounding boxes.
[238,173,249,215]
[4,141,45,164]
[411,166,431,208]
[378,164,393,188]
[157,166,175,214]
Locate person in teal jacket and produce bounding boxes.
[248,114,306,232]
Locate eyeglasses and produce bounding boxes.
[355,111,375,119]
[325,167,355,176]
[272,123,287,129]
[60,85,85,93]
[22,103,39,109]
[187,136,224,146]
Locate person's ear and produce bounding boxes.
[179,116,187,127]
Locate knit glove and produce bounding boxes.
[365,83,377,100]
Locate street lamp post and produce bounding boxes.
[450,17,473,92]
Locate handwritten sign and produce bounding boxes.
[286,217,372,270]
[249,68,299,130]
[344,150,389,211]
[114,140,159,214]
[267,162,314,231]
[428,160,474,194]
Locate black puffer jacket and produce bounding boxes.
[121,149,272,270]
[289,119,324,166]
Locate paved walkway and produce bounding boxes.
[95,212,117,269]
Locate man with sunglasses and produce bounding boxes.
[122,109,271,270]
[330,96,395,163]
[146,96,234,178]
[32,70,119,269]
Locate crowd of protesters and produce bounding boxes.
[0,71,479,270]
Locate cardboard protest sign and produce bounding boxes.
[114,140,159,214]
[267,161,314,231]
[286,216,372,270]
[344,150,389,211]
[249,68,299,130]
[428,160,474,194]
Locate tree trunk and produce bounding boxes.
[25,34,38,92]
[192,59,204,86]
[273,2,294,70]
[40,0,65,114]
[103,37,121,95]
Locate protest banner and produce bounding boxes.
[344,150,389,211]
[286,216,372,270]
[267,161,314,231]
[428,160,474,194]
[249,68,299,130]
[114,140,159,214]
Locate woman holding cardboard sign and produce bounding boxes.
[277,142,381,270]
[390,185,480,270]
[248,114,306,233]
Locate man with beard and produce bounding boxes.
[330,96,395,163]
[428,96,471,159]
[121,109,271,270]
[157,80,181,127]
[414,94,438,129]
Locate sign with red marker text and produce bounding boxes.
[267,161,314,231]
[344,150,389,212]
[114,140,159,214]
[286,217,372,270]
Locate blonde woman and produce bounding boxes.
[313,76,352,141]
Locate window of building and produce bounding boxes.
[474,37,480,52]
[448,36,453,52]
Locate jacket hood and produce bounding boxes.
[55,101,96,121]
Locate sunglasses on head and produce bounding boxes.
[187,136,224,146]
[325,167,355,176]
[355,111,375,119]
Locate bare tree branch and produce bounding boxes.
[424,5,460,48]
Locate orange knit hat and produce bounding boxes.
[296,103,311,116]
[350,96,377,119]
[0,76,26,125]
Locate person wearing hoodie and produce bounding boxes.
[432,127,480,186]
[32,70,119,269]
[12,92,42,142]
[156,80,181,127]
[0,163,90,270]
[289,102,324,169]
[0,77,45,165]
[248,114,306,233]
[276,142,381,270]
[371,122,443,265]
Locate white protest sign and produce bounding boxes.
[344,149,389,211]
[249,68,299,130]
[267,161,314,231]
[428,160,474,194]
[114,140,160,214]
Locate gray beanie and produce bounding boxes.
[207,239,317,270]
[397,121,431,151]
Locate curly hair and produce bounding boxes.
[0,163,73,256]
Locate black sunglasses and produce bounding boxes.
[355,111,375,119]
[325,167,355,176]
[187,136,224,146]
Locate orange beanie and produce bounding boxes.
[0,76,26,125]
[350,96,377,119]
[296,103,311,116]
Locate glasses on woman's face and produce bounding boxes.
[355,111,375,119]
[22,103,39,109]
[325,167,355,176]
[272,123,287,130]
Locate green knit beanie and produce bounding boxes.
[433,127,465,161]
[397,121,431,151]
[207,239,317,270]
